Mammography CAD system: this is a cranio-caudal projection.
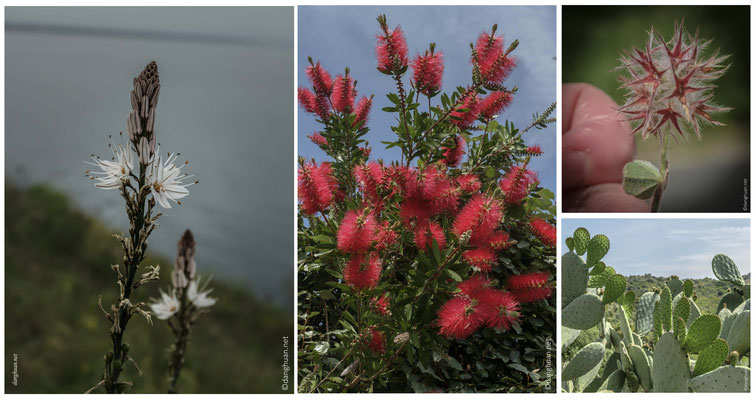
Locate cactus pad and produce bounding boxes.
[683,279,694,297]
[562,252,588,308]
[586,234,610,267]
[693,338,729,377]
[600,369,625,393]
[674,317,687,342]
[562,293,604,330]
[712,254,745,287]
[717,292,744,314]
[684,314,721,353]
[588,266,615,288]
[565,237,574,252]
[725,310,750,356]
[618,304,633,347]
[628,344,652,392]
[562,326,581,350]
[673,296,690,325]
[562,342,606,381]
[636,291,659,336]
[652,332,691,392]
[688,366,750,392]
[657,287,672,333]
[603,274,627,305]
[573,227,590,255]
[720,312,735,340]
[667,277,683,298]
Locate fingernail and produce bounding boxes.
[562,150,589,188]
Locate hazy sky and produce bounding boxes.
[5,7,294,307]
[298,6,557,191]
[561,219,751,279]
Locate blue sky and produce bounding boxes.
[561,219,751,279]
[298,6,556,191]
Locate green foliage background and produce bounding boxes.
[5,183,292,393]
[563,5,750,212]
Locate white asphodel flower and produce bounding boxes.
[150,290,180,320]
[85,141,133,189]
[187,279,216,308]
[147,150,194,209]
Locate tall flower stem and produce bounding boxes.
[651,128,670,213]
[167,288,190,393]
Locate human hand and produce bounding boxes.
[562,83,650,212]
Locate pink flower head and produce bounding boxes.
[452,194,503,245]
[463,247,497,272]
[499,166,538,205]
[475,30,516,85]
[307,132,328,147]
[412,48,444,96]
[367,327,386,353]
[616,20,730,140]
[430,178,461,214]
[441,135,466,168]
[374,221,398,252]
[389,165,420,197]
[360,146,372,159]
[337,210,377,254]
[456,274,492,297]
[298,162,337,215]
[437,297,484,339]
[399,196,432,226]
[353,96,373,128]
[456,174,482,194]
[478,91,513,121]
[507,272,553,303]
[450,93,479,128]
[305,61,333,95]
[530,218,556,248]
[376,22,409,74]
[525,145,543,156]
[477,288,521,330]
[413,221,446,252]
[354,162,385,203]
[298,87,317,113]
[372,294,391,316]
[343,252,382,290]
[488,231,511,250]
[331,73,355,113]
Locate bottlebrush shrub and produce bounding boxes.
[616,20,730,212]
[298,15,556,393]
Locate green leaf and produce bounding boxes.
[622,160,662,200]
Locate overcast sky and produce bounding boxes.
[298,6,557,191]
[561,219,751,279]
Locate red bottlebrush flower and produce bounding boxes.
[374,221,397,252]
[525,145,543,156]
[307,132,327,147]
[305,61,333,95]
[354,162,385,202]
[368,328,386,353]
[389,165,420,197]
[331,74,355,113]
[343,252,382,290]
[488,231,511,250]
[456,174,481,194]
[360,147,372,159]
[412,49,444,96]
[499,166,538,205]
[507,272,553,303]
[413,221,446,252]
[298,162,337,215]
[450,93,479,128]
[337,210,377,254]
[475,30,516,84]
[462,247,497,272]
[441,135,465,168]
[477,288,521,330]
[431,179,461,214]
[399,196,432,226]
[372,294,391,316]
[353,96,373,127]
[478,91,513,121]
[312,94,332,120]
[530,218,556,248]
[376,24,409,74]
[298,87,317,113]
[452,194,503,245]
[437,297,484,339]
[456,274,491,297]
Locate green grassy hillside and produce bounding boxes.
[5,183,292,393]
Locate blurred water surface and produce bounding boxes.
[5,7,294,306]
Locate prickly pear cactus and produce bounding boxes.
[717,292,744,314]
[684,314,721,353]
[627,344,652,391]
[573,227,590,256]
[712,254,745,287]
[725,310,750,356]
[586,234,610,268]
[562,342,605,381]
[693,338,729,376]
[636,291,658,335]
[652,332,691,392]
[688,366,750,392]
[562,293,604,330]
[562,252,588,308]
